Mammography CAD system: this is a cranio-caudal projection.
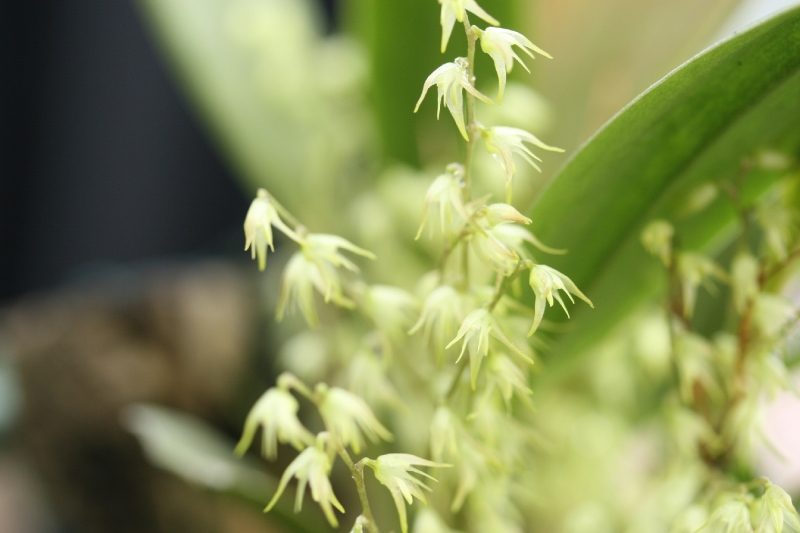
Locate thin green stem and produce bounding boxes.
[459,15,478,290]
[488,260,525,312]
[337,446,380,533]
[266,190,303,230]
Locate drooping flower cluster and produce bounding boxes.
[640,161,800,533]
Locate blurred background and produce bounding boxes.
[0,0,798,531]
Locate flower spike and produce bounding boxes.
[439,0,498,53]
[474,27,551,102]
[415,59,493,141]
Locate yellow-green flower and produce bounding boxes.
[266,433,344,527]
[234,387,314,459]
[363,454,450,533]
[244,189,300,271]
[676,252,727,318]
[473,26,551,102]
[752,481,800,533]
[276,233,375,327]
[439,0,498,53]
[731,252,759,314]
[528,264,592,336]
[316,384,392,453]
[640,219,674,267]
[416,164,468,240]
[479,125,563,190]
[415,59,493,141]
[447,309,530,388]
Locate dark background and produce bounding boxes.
[0,0,337,303]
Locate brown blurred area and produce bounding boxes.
[0,262,273,533]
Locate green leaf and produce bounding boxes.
[526,5,800,381]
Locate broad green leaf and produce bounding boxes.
[526,5,800,381]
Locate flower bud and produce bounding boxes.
[640,219,674,267]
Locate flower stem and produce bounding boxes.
[337,446,380,533]
[460,16,478,289]
[487,259,525,312]
[266,190,303,230]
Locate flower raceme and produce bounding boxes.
[439,0,498,53]
[415,58,493,141]
[363,454,451,533]
[472,26,552,102]
[266,433,344,527]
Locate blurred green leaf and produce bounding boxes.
[122,403,328,533]
[527,4,800,381]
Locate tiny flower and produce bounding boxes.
[527,264,593,336]
[758,202,795,260]
[276,251,339,327]
[266,433,344,527]
[417,164,468,240]
[363,454,451,533]
[304,233,377,274]
[415,59,493,141]
[752,481,800,533]
[347,346,401,408]
[680,182,719,217]
[470,203,563,271]
[473,27,551,102]
[413,509,453,533]
[362,284,419,342]
[276,233,376,327]
[486,353,532,409]
[470,224,523,275]
[446,309,530,388]
[439,0,498,53]
[478,124,563,191]
[731,252,760,314]
[316,384,392,453]
[351,515,370,533]
[753,293,797,338]
[640,219,674,267]
[410,285,466,365]
[244,189,300,271]
[235,387,314,459]
[430,406,461,462]
[697,499,752,533]
[674,331,722,405]
[676,252,727,318]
